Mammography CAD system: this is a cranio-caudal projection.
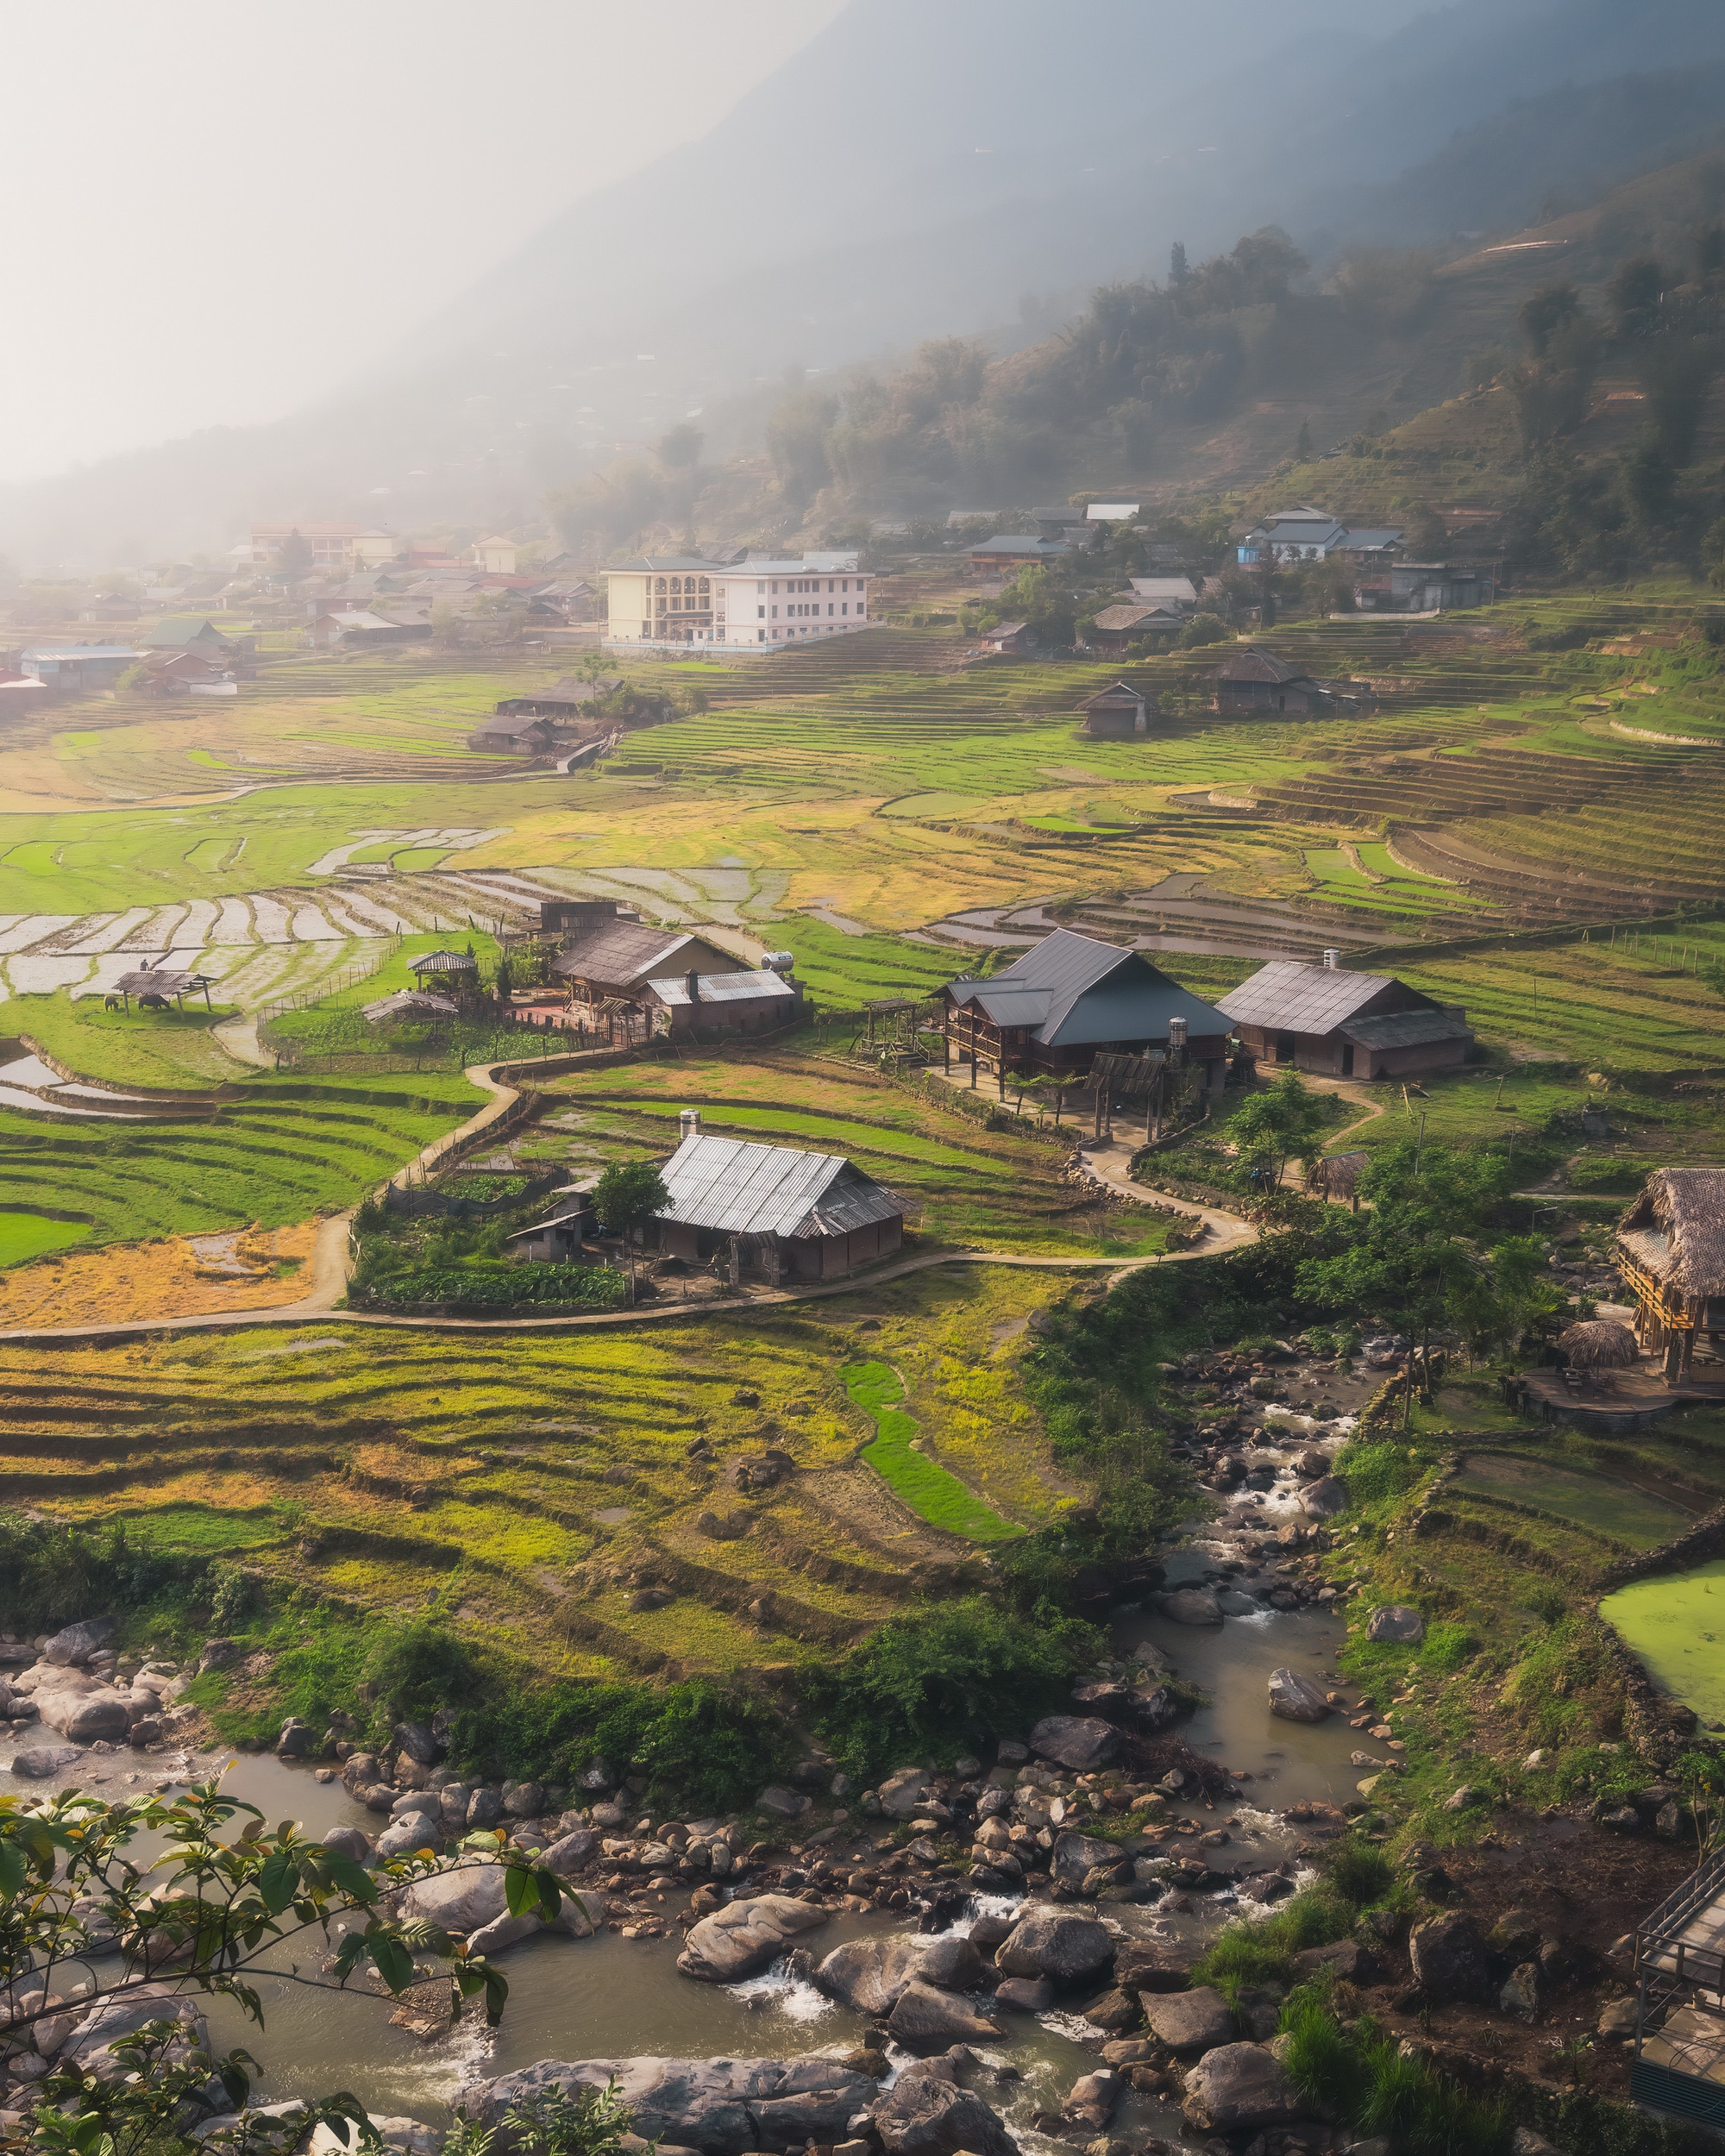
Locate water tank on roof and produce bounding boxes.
[679,1108,702,1141]
[761,951,797,974]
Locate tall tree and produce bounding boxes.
[593,1158,671,1304]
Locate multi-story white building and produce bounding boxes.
[603,554,871,651]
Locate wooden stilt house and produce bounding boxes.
[1616,1169,1725,1383]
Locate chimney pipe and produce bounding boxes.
[1322,948,1340,969]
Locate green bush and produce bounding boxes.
[363,1263,628,1310]
[802,1598,1101,1778]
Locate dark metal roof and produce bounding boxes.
[1218,962,1393,1032]
[1343,1007,1471,1050]
[408,950,479,975]
[946,929,1228,1048]
[656,1131,902,1238]
[111,967,213,996]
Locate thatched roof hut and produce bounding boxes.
[1309,1149,1369,1200]
[1556,1319,1639,1369]
[1615,1167,1725,1381]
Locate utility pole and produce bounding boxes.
[1414,1109,1427,1177]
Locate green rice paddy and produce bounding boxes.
[1601,1562,1725,1726]
[0,1213,91,1268]
[841,1358,1019,1540]
[1450,1451,1694,1548]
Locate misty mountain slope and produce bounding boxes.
[402,0,1436,369]
[5,0,1725,564]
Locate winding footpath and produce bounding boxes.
[0,1060,1264,1348]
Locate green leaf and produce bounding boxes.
[0,1839,26,1902]
[259,1846,300,1915]
[369,1932,417,1996]
[504,1864,537,1920]
[320,1849,379,1904]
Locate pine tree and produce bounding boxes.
[1295,420,1313,462]
[1170,241,1189,286]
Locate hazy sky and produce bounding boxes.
[0,0,843,484]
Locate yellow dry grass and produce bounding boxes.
[0,1219,315,1328]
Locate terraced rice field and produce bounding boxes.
[1449,1451,1695,1549]
[0,1071,474,1249]
[0,1263,1075,1677]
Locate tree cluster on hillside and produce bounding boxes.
[1504,222,1725,578]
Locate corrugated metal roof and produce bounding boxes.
[656,1132,900,1238]
[408,950,479,975]
[1344,1007,1471,1050]
[363,989,457,1020]
[645,970,795,1008]
[550,922,726,987]
[1217,962,1393,1033]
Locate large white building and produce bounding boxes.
[603,554,871,650]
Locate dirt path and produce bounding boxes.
[0,1235,1246,1348]
[210,1013,272,1070]
[1074,1138,1259,1254]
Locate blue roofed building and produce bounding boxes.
[940,929,1232,1094]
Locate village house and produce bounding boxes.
[1237,505,1349,563]
[20,645,141,697]
[1615,1168,1725,1384]
[310,609,431,651]
[472,536,518,575]
[139,649,237,698]
[1085,604,1182,655]
[1214,648,1364,715]
[549,919,742,1012]
[492,675,621,723]
[141,617,235,654]
[1079,681,1156,737]
[1127,576,1198,611]
[649,1119,905,1282]
[467,710,561,755]
[980,619,1037,655]
[1385,559,1500,612]
[641,967,801,1039]
[1216,955,1473,1080]
[942,929,1230,1093]
[536,897,637,939]
[248,523,398,571]
[507,1185,599,1264]
[967,534,1069,569]
[603,555,871,649]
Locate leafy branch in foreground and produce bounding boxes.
[0,1783,565,2156]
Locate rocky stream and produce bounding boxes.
[3,1345,1421,2156]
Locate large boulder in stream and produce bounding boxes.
[1300,1476,1348,1519]
[1268,1668,1332,1723]
[815,1934,983,2014]
[886,1980,1005,2054]
[873,2053,1017,2156]
[398,1861,510,1935]
[469,2057,878,2153]
[1161,1588,1224,1626]
[1052,1830,1127,1889]
[995,1905,1113,1985]
[677,1892,831,1983]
